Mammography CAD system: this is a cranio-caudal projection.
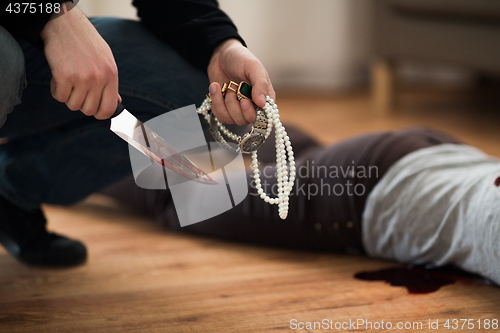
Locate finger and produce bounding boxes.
[267,78,276,100]
[209,82,234,124]
[50,77,72,103]
[248,64,272,107]
[225,89,248,126]
[80,87,102,117]
[66,86,88,112]
[240,99,256,124]
[94,83,119,119]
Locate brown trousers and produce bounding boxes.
[102,126,461,254]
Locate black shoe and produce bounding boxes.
[0,195,87,267]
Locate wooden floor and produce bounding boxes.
[1,88,500,332]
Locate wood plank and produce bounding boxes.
[1,90,500,332]
[372,59,396,115]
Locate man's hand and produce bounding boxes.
[40,2,121,119]
[207,39,275,126]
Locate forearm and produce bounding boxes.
[0,0,75,48]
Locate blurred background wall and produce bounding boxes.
[218,0,374,91]
[78,0,137,20]
[80,0,473,92]
[79,0,373,91]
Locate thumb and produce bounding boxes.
[248,68,272,108]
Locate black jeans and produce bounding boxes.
[102,127,461,254]
[0,18,209,210]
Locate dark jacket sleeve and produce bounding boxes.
[0,0,72,48]
[132,0,246,70]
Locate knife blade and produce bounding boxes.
[110,103,217,185]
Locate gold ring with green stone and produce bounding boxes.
[208,81,253,102]
[236,81,253,102]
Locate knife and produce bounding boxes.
[110,103,217,185]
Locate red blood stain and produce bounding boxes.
[355,265,494,294]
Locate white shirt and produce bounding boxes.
[363,144,500,285]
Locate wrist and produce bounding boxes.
[209,38,243,64]
[214,38,242,51]
[40,2,79,42]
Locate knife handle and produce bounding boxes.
[112,103,125,118]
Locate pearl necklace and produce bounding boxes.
[196,96,295,219]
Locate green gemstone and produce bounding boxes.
[239,82,253,100]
